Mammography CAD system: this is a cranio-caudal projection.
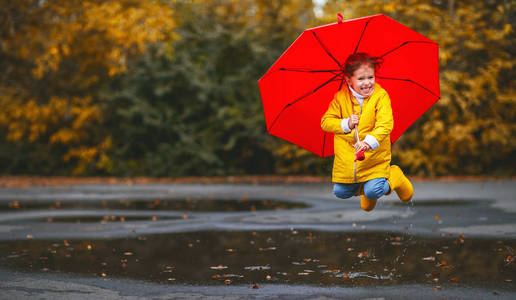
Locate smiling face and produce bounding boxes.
[345,63,375,97]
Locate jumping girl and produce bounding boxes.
[321,52,413,211]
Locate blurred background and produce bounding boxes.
[0,0,514,178]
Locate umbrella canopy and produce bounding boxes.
[258,14,440,157]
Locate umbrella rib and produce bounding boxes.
[380,41,438,58]
[268,73,341,132]
[322,131,327,157]
[376,76,439,98]
[311,31,342,67]
[279,68,341,74]
[353,17,374,54]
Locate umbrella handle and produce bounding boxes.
[354,126,360,143]
[349,88,365,161]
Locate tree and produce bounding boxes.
[97,0,319,176]
[0,0,175,174]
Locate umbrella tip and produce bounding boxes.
[337,13,343,24]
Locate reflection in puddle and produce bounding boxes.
[3,199,309,212]
[0,231,514,288]
[389,199,487,207]
[42,215,181,223]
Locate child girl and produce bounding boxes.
[321,52,413,211]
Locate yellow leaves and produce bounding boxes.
[383,2,396,13]
[422,120,444,140]
[50,129,77,144]
[503,24,513,35]
[439,50,452,65]
[463,40,484,51]
[64,146,99,175]
[3,96,100,144]
[62,136,114,175]
[5,0,175,79]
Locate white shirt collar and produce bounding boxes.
[349,86,366,105]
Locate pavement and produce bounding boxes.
[0,179,515,299]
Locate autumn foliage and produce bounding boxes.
[0,0,514,177]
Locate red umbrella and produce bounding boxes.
[258,14,440,157]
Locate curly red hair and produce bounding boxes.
[343,53,383,78]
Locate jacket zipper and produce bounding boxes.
[353,104,362,183]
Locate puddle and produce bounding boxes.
[41,215,181,223]
[2,199,309,212]
[389,199,489,207]
[0,231,514,289]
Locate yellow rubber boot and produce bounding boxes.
[388,165,414,202]
[360,195,377,212]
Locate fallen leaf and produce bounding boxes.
[357,251,368,258]
[422,256,436,261]
[8,201,20,208]
[434,215,440,220]
[244,265,270,271]
[210,265,228,270]
[434,286,441,290]
[258,247,276,251]
[505,255,514,264]
[449,277,458,283]
[252,284,259,289]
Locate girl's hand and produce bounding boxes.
[353,141,370,152]
[348,114,359,129]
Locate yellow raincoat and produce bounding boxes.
[321,83,393,183]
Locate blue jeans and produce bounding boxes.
[334,178,390,200]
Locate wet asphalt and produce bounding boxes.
[0,180,515,299]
